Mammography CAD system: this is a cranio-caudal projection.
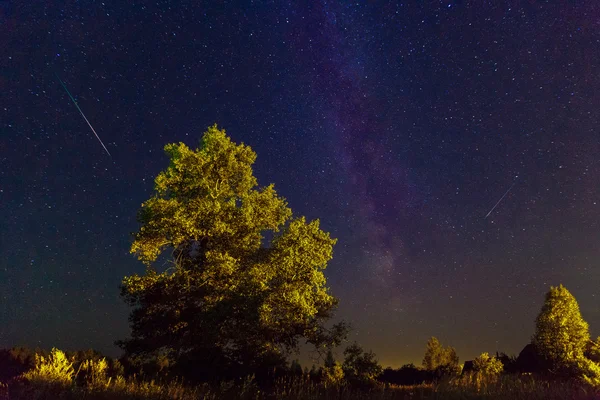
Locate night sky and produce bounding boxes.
[1,1,599,368]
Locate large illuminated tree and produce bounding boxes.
[118,125,346,379]
[531,285,600,386]
[533,284,590,368]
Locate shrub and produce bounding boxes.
[567,356,600,388]
[342,342,382,387]
[321,363,344,386]
[22,348,74,389]
[472,352,504,376]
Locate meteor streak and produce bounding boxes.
[55,73,111,157]
[485,180,516,219]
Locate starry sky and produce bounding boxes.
[1,1,599,368]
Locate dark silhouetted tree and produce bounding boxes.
[309,365,319,380]
[342,342,382,387]
[422,337,460,376]
[324,349,335,369]
[378,364,430,386]
[289,359,303,377]
[118,125,348,381]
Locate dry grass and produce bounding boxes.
[7,375,600,400]
[6,349,600,400]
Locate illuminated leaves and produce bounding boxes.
[422,337,459,372]
[119,125,343,374]
[472,352,503,376]
[533,284,590,366]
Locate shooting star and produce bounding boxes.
[485,180,517,219]
[55,73,111,157]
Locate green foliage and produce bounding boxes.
[422,337,460,375]
[533,284,590,370]
[324,349,336,369]
[569,356,600,387]
[119,125,347,379]
[321,363,344,386]
[585,337,600,363]
[472,352,504,376]
[530,284,600,387]
[320,350,344,386]
[342,342,383,386]
[22,348,74,389]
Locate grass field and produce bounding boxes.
[3,373,600,400]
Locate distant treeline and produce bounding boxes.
[0,340,569,387]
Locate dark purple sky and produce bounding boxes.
[1,1,599,367]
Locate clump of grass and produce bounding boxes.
[21,348,74,389]
[79,357,109,390]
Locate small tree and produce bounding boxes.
[321,363,344,386]
[342,343,382,386]
[289,359,303,377]
[422,337,443,370]
[422,337,460,376]
[324,349,335,369]
[309,365,319,380]
[472,353,503,376]
[321,349,344,386]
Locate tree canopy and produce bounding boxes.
[472,352,503,376]
[422,337,459,373]
[342,343,382,386]
[118,125,347,380]
[531,284,600,385]
[533,284,590,368]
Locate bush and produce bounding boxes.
[342,343,382,387]
[472,352,504,376]
[321,363,344,386]
[568,357,600,387]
